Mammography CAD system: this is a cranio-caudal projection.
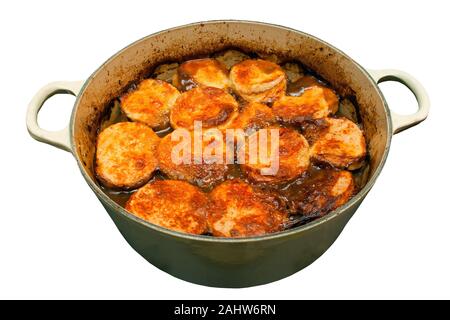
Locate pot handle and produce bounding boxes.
[368,69,430,134]
[26,81,84,153]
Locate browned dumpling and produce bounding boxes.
[228,102,276,134]
[95,122,160,190]
[308,117,366,169]
[230,59,286,103]
[120,79,180,130]
[125,180,209,235]
[157,130,229,189]
[240,127,310,184]
[273,86,338,124]
[286,169,355,218]
[173,58,230,90]
[170,86,239,130]
[208,180,288,237]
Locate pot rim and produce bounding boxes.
[70,20,393,243]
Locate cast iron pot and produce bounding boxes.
[26,21,429,288]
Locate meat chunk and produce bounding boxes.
[286,169,355,218]
[230,59,286,104]
[281,62,304,83]
[95,122,160,189]
[240,127,310,184]
[170,86,239,130]
[152,62,179,84]
[120,79,180,130]
[337,98,359,123]
[173,58,230,91]
[125,180,209,235]
[208,180,288,237]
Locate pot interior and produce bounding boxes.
[72,21,389,209]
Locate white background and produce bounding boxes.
[0,0,448,300]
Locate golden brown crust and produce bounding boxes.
[125,180,209,235]
[228,102,276,134]
[170,86,239,130]
[286,169,354,217]
[273,87,338,124]
[120,79,180,130]
[173,58,230,90]
[240,127,310,184]
[287,76,338,110]
[95,122,160,190]
[238,80,286,104]
[230,59,287,103]
[157,131,229,189]
[208,180,288,237]
[309,117,367,169]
